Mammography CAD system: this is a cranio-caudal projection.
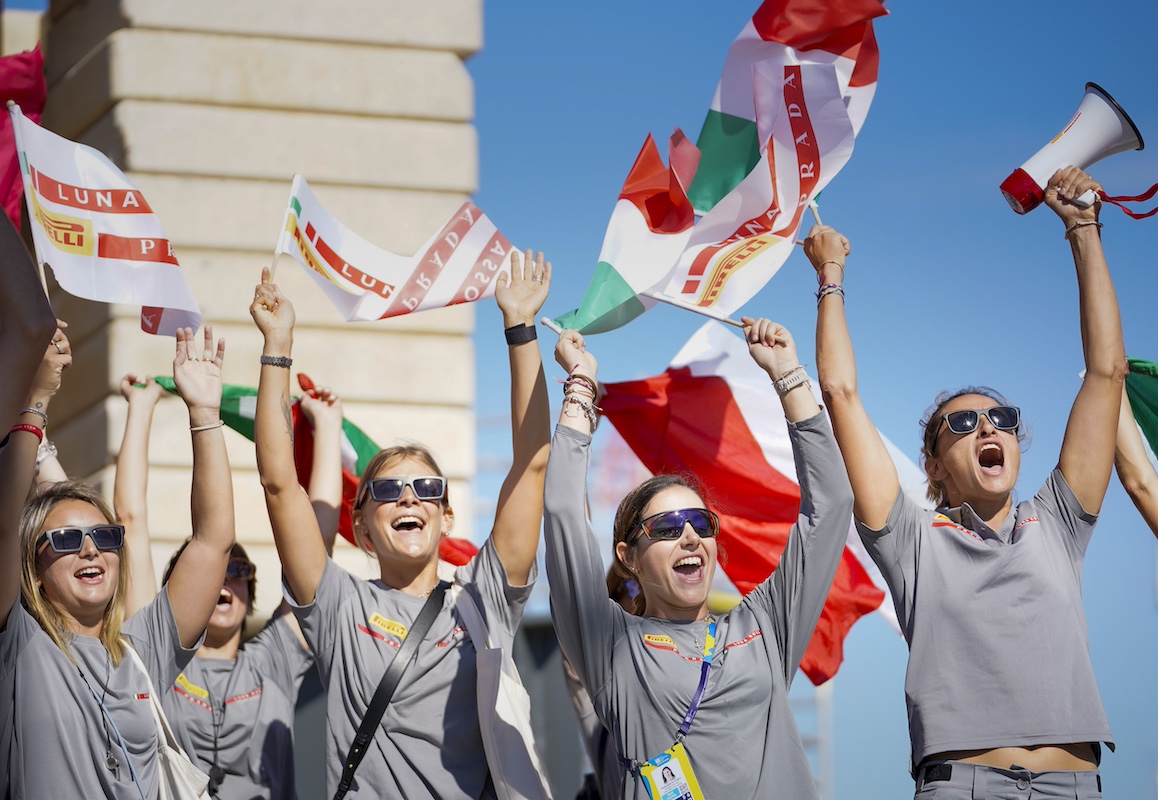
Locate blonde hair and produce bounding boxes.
[352,444,450,555]
[19,481,130,666]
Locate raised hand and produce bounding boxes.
[119,374,165,407]
[495,249,551,328]
[741,317,800,380]
[173,326,225,421]
[1045,166,1102,228]
[554,329,597,380]
[28,319,72,409]
[300,384,344,430]
[803,225,850,278]
[250,267,296,345]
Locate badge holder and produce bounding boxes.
[626,620,717,800]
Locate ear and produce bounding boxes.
[925,455,948,492]
[441,506,455,537]
[614,541,634,575]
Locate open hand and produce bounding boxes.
[173,326,224,417]
[495,249,551,328]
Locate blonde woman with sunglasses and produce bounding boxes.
[0,326,237,799]
[543,318,853,800]
[250,249,552,799]
[812,167,1123,800]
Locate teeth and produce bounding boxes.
[981,443,1000,452]
[674,556,702,568]
[77,568,101,578]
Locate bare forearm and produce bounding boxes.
[1071,228,1125,380]
[115,402,158,524]
[308,419,342,554]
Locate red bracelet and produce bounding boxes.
[10,423,44,443]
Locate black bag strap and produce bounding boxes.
[332,580,449,800]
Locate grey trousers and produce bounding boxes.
[914,761,1102,800]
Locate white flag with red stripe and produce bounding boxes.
[275,175,515,322]
[9,105,201,336]
[601,322,928,684]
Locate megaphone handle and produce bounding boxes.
[1071,189,1096,208]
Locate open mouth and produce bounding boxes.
[75,566,105,585]
[673,555,705,582]
[978,442,1005,475]
[392,515,424,533]
[216,588,234,612]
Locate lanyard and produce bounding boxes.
[676,618,717,742]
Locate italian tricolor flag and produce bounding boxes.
[549,131,699,334]
[688,0,886,214]
[1125,358,1158,475]
[154,375,478,565]
[601,322,925,684]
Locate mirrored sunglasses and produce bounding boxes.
[36,524,125,554]
[632,508,720,543]
[358,476,446,507]
[933,405,1021,450]
[226,558,256,579]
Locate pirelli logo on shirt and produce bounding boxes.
[932,513,983,542]
[642,634,675,650]
[175,673,209,700]
[369,613,408,640]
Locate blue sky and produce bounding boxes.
[469,2,1158,797]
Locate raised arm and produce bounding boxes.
[489,250,552,586]
[251,270,327,604]
[1115,386,1158,539]
[740,317,821,423]
[0,322,69,629]
[810,226,899,528]
[164,327,236,648]
[114,375,165,616]
[1048,168,1127,514]
[0,212,57,430]
[300,385,343,556]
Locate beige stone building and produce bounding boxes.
[6,0,485,614]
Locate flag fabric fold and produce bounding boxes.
[548,131,700,334]
[276,175,515,322]
[601,321,926,684]
[0,45,45,231]
[9,104,201,335]
[688,0,886,215]
[1125,357,1158,474]
[153,374,478,566]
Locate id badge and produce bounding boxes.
[639,742,704,800]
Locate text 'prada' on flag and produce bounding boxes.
[275,175,515,322]
[601,321,927,684]
[9,105,201,336]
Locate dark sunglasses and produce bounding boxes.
[932,405,1021,451]
[357,476,446,507]
[226,558,256,579]
[36,524,125,554]
[631,508,720,543]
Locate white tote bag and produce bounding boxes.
[124,643,211,800]
[454,586,553,800]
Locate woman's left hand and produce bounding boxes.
[173,326,225,422]
[741,317,799,380]
[1045,166,1102,227]
[495,249,551,328]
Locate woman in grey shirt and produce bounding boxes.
[0,325,238,799]
[544,318,853,800]
[812,167,1121,799]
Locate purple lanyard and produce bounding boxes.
[676,618,718,741]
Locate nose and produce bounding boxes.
[77,532,100,557]
[397,484,420,505]
[976,413,998,435]
[679,522,701,547]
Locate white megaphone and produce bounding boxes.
[1000,82,1144,214]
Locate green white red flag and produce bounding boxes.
[601,322,927,684]
[9,104,201,335]
[153,374,478,565]
[548,131,700,334]
[275,175,515,322]
[688,0,886,215]
[1125,357,1158,476]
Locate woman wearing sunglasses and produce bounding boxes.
[811,168,1122,799]
[544,318,853,799]
[249,249,552,799]
[1,326,238,799]
[114,378,344,799]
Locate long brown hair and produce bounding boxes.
[20,481,130,665]
[352,443,451,554]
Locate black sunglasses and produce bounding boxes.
[36,524,125,554]
[226,558,256,579]
[932,405,1021,451]
[631,508,720,544]
[357,476,447,507]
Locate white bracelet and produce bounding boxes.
[772,365,810,399]
[190,420,225,432]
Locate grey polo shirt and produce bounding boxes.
[1,588,196,799]
[544,412,853,800]
[857,468,1114,767]
[160,614,313,800]
[285,539,532,799]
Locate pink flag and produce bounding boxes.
[0,45,45,230]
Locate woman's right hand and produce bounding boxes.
[803,225,850,279]
[28,319,72,408]
[119,374,164,407]
[250,267,296,345]
[554,329,597,380]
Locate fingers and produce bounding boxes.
[213,333,226,367]
[741,317,789,348]
[202,324,213,360]
[175,327,189,364]
[261,266,272,285]
[1049,167,1103,200]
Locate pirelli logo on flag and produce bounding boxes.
[694,235,779,306]
[29,191,94,256]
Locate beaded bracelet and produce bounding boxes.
[563,378,596,400]
[1063,220,1103,240]
[816,284,845,305]
[562,394,601,432]
[10,423,44,444]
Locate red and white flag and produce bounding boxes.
[10,105,201,335]
[602,322,929,684]
[276,175,515,322]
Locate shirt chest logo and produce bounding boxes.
[369,613,408,640]
[175,673,208,700]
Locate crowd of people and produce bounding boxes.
[0,167,1151,799]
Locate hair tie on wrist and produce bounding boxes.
[504,323,537,345]
[190,420,225,432]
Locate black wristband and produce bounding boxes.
[504,323,537,346]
